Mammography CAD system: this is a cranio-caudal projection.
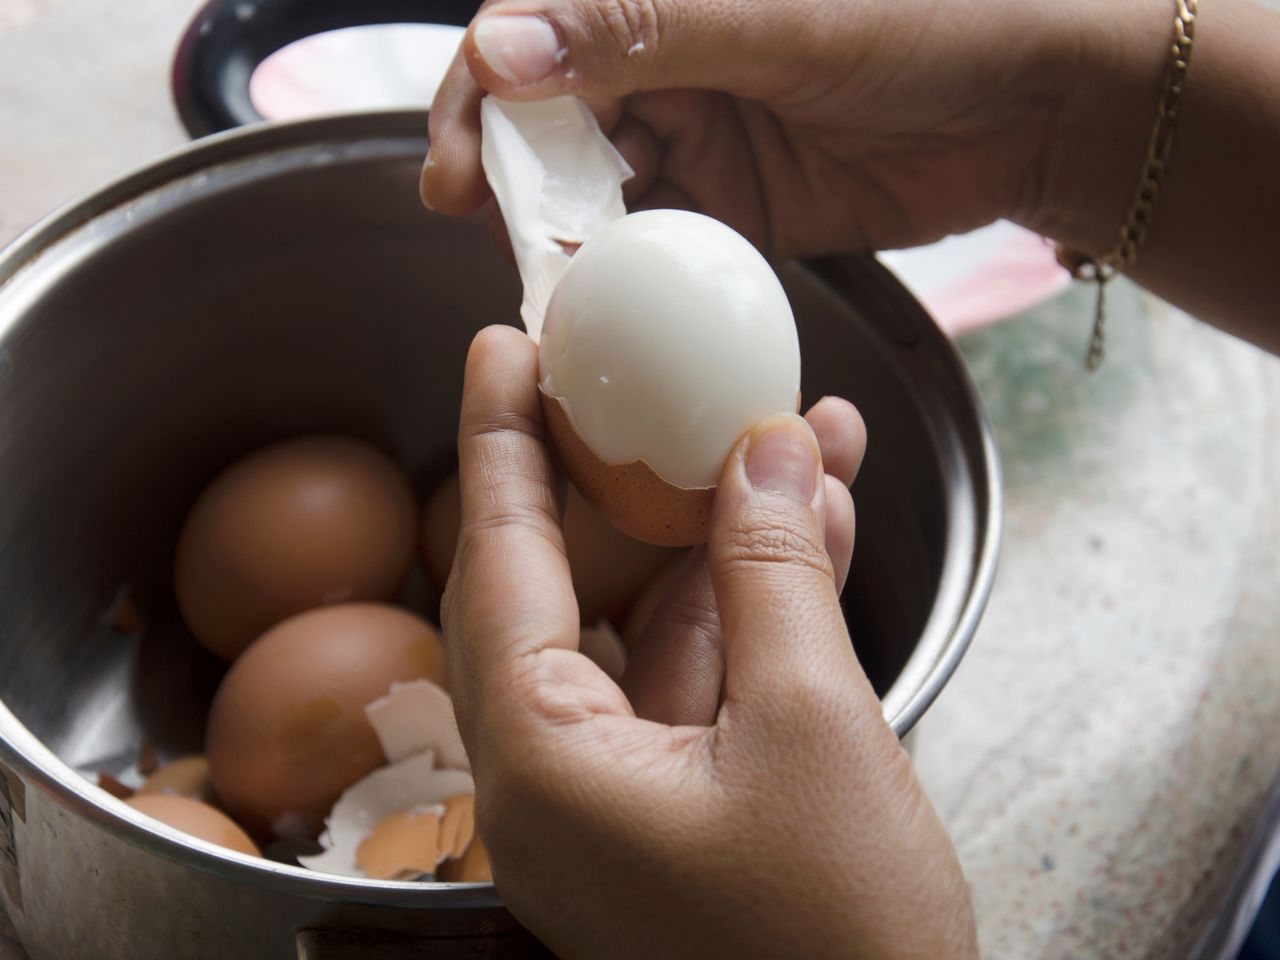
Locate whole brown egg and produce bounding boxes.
[206,603,447,839]
[174,436,417,660]
[126,794,260,857]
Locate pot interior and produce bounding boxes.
[0,118,964,822]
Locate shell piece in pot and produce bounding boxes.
[365,679,468,771]
[299,752,474,878]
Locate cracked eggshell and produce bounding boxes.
[539,210,801,547]
[355,807,444,881]
[298,752,474,878]
[480,96,633,339]
[439,835,493,883]
[351,793,475,881]
[366,679,469,771]
[542,396,714,546]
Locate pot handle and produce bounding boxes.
[171,0,483,139]
[296,927,557,959]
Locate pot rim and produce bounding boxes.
[0,110,1001,905]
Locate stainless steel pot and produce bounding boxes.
[0,112,1000,959]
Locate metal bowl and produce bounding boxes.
[0,113,999,959]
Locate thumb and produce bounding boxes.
[463,0,816,101]
[709,414,858,703]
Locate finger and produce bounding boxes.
[709,414,855,699]
[461,0,821,102]
[610,114,663,207]
[583,96,626,135]
[620,550,723,727]
[824,475,855,593]
[422,43,490,215]
[442,326,579,726]
[623,402,860,721]
[804,396,867,488]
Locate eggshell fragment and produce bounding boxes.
[137,740,159,775]
[366,680,468,771]
[437,794,476,862]
[439,836,493,883]
[137,756,216,805]
[126,794,260,857]
[480,96,633,339]
[299,752,474,878]
[175,436,418,660]
[356,807,444,881]
[97,771,134,800]
[352,793,476,881]
[206,603,448,838]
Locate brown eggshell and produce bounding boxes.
[97,771,134,800]
[438,794,477,862]
[175,436,418,660]
[356,808,443,881]
[206,603,447,839]
[438,835,493,883]
[138,756,216,805]
[126,794,261,857]
[541,390,713,547]
[422,470,675,624]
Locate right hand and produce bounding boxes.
[421,0,1125,258]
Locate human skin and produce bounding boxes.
[429,1,1280,955]
[442,327,978,959]
[424,0,1280,352]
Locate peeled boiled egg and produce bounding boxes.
[421,470,674,624]
[126,794,260,857]
[206,603,447,838]
[175,436,418,660]
[539,210,801,545]
[479,97,800,547]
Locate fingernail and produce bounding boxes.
[473,15,563,85]
[745,415,820,503]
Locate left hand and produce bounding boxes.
[440,325,976,960]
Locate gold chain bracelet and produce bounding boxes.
[1055,0,1199,370]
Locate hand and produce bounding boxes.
[422,0,1086,258]
[423,0,1280,349]
[441,325,978,960]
